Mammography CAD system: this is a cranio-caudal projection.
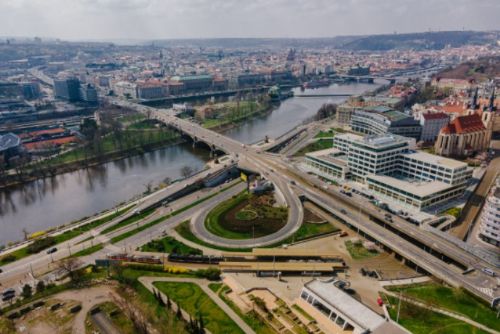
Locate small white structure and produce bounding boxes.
[297,279,406,334]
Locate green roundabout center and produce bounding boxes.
[204,190,288,239]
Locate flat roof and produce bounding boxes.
[219,262,343,271]
[222,248,341,258]
[367,174,452,198]
[403,151,467,169]
[305,279,385,330]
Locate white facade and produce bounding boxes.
[419,113,449,142]
[305,134,472,210]
[479,177,500,247]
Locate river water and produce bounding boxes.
[0,81,381,245]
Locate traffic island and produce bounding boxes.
[204,190,288,240]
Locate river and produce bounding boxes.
[0,81,381,245]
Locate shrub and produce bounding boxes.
[27,237,56,254]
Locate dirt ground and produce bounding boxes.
[12,285,119,334]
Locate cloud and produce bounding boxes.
[0,0,498,40]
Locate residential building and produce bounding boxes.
[418,112,449,142]
[478,176,500,247]
[434,113,490,157]
[298,280,405,334]
[304,133,472,210]
[351,108,422,140]
[112,81,137,99]
[136,81,167,100]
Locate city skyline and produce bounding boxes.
[1,0,500,41]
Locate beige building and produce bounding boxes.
[434,113,491,157]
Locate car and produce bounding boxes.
[47,247,57,254]
[340,209,347,214]
[482,268,496,277]
[2,288,15,297]
[0,268,3,274]
[290,180,296,185]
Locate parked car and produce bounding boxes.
[47,247,57,254]
[482,268,496,277]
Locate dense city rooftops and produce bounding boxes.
[441,113,486,134]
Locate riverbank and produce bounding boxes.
[0,133,186,190]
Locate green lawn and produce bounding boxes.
[202,100,270,129]
[102,208,155,234]
[383,294,489,334]
[294,139,333,156]
[269,221,339,247]
[208,283,223,293]
[314,130,335,138]
[205,191,287,240]
[41,128,178,167]
[344,240,378,260]
[154,282,245,334]
[440,207,462,218]
[71,243,103,257]
[140,236,202,255]
[386,283,500,331]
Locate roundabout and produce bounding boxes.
[204,190,288,240]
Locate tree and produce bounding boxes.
[80,118,98,139]
[198,314,205,334]
[315,103,337,120]
[22,284,32,299]
[57,258,82,283]
[180,165,194,179]
[36,280,46,294]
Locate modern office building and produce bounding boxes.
[478,176,500,247]
[418,112,449,142]
[351,108,422,140]
[54,77,81,101]
[304,133,472,210]
[297,280,404,334]
[79,83,98,104]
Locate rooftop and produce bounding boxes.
[304,280,386,331]
[403,151,467,169]
[441,113,485,135]
[367,174,452,198]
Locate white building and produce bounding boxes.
[479,177,500,247]
[304,133,472,210]
[298,280,406,334]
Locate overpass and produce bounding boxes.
[108,96,498,305]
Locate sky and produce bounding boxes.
[1,0,499,41]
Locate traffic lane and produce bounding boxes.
[302,188,498,301]
[190,175,303,248]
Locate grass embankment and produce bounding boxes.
[386,283,500,332]
[314,130,335,138]
[275,221,339,245]
[201,100,270,129]
[0,206,130,265]
[383,294,489,334]
[140,236,202,255]
[154,282,245,334]
[217,285,277,334]
[344,240,378,260]
[110,181,242,245]
[71,243,104,257]
[102,208,155,234]
[205,191,288,240]
[294,139,333,156]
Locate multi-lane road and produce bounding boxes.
[1,96,498,307]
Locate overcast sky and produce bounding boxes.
[1,0,499,41]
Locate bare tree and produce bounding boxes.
[180,165,194,179]
[112,293,149,334]
[57,257,82,282]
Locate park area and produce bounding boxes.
[205,191,288,239]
